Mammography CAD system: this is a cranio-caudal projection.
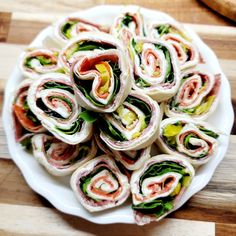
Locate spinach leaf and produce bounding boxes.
[36,56,53,65]
[125,96,152,125]
[132,196,174,217]
[156,24,170,37]
[56,119,81,135]
[155,44,174,83]
[43,82,74,94]
[24,55,53,68]
[107,62,121,103]
[20,136,32,151]
[36,98,64,119]
[25,57,34,69]
[75,62,120,107]
[122,14,133,26]
[184,134,199,150]
[98,116,127,141]
[199,127,219,139]
[23,99,41,125]
[76,85,105,107]
[140,161,187,186]
[77,41,115,51]
[131,39,142,63]
[135,77,150,88]
[61,21,76,39]
[80,166,119,198]
[79,110,97,123]
[44,140,52,151]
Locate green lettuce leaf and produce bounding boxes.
[20,136,32,151]
[199,127,219,139]
[98,116,127,141]
[156,24,170,37]
[140,161,188,186]
[132,197,174,217]
[125,96,152,125]
[43,82,74,94]
[79,110,97,123]
[80,166,119,200]
[122,14,133,26]
[56,119,81,135]
[75,62,120,107]
[61,21,76,39]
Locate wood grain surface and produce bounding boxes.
[0,1,236,235]
[199,0,236,22]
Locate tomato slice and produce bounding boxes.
[13,104,39,131]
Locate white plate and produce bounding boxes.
[3,5,234,224]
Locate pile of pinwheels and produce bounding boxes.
[12,7,221,225]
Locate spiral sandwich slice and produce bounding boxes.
[53,16,109,46]
[70,155,130,212]
[148,21,199,70]
[148,21,191,41]
[111,7,145,43]
[156,117,220,165]
[95,134,151,170]
[32,134,97,176]
[131,154,194,225]
[19,48,62,79]
[163,70,221,120]
[98,91,160,151]
[27,73,93,144]
[130,37,180,102]
[12,79,45,146]
[71,47,131,112]
[59,32,127,72]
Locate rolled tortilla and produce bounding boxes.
[111,6,145,44]
[53,16,109,46]
[27,73,93,144]
[12,79,45,146]
[70,155,130,212]
[70,47,131,112]
[59,31,129,73]
[163,70,221,120]
[94,134,151,170]
[131,154,195,225]
[130,37,180,102]
[156,117,220,165]
[98,90,160,151]
[32,134,97,176]
[147,21,199,70]
[19,48,62,79]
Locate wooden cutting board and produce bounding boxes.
[199,0,236,22]
[0,3,236,235]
